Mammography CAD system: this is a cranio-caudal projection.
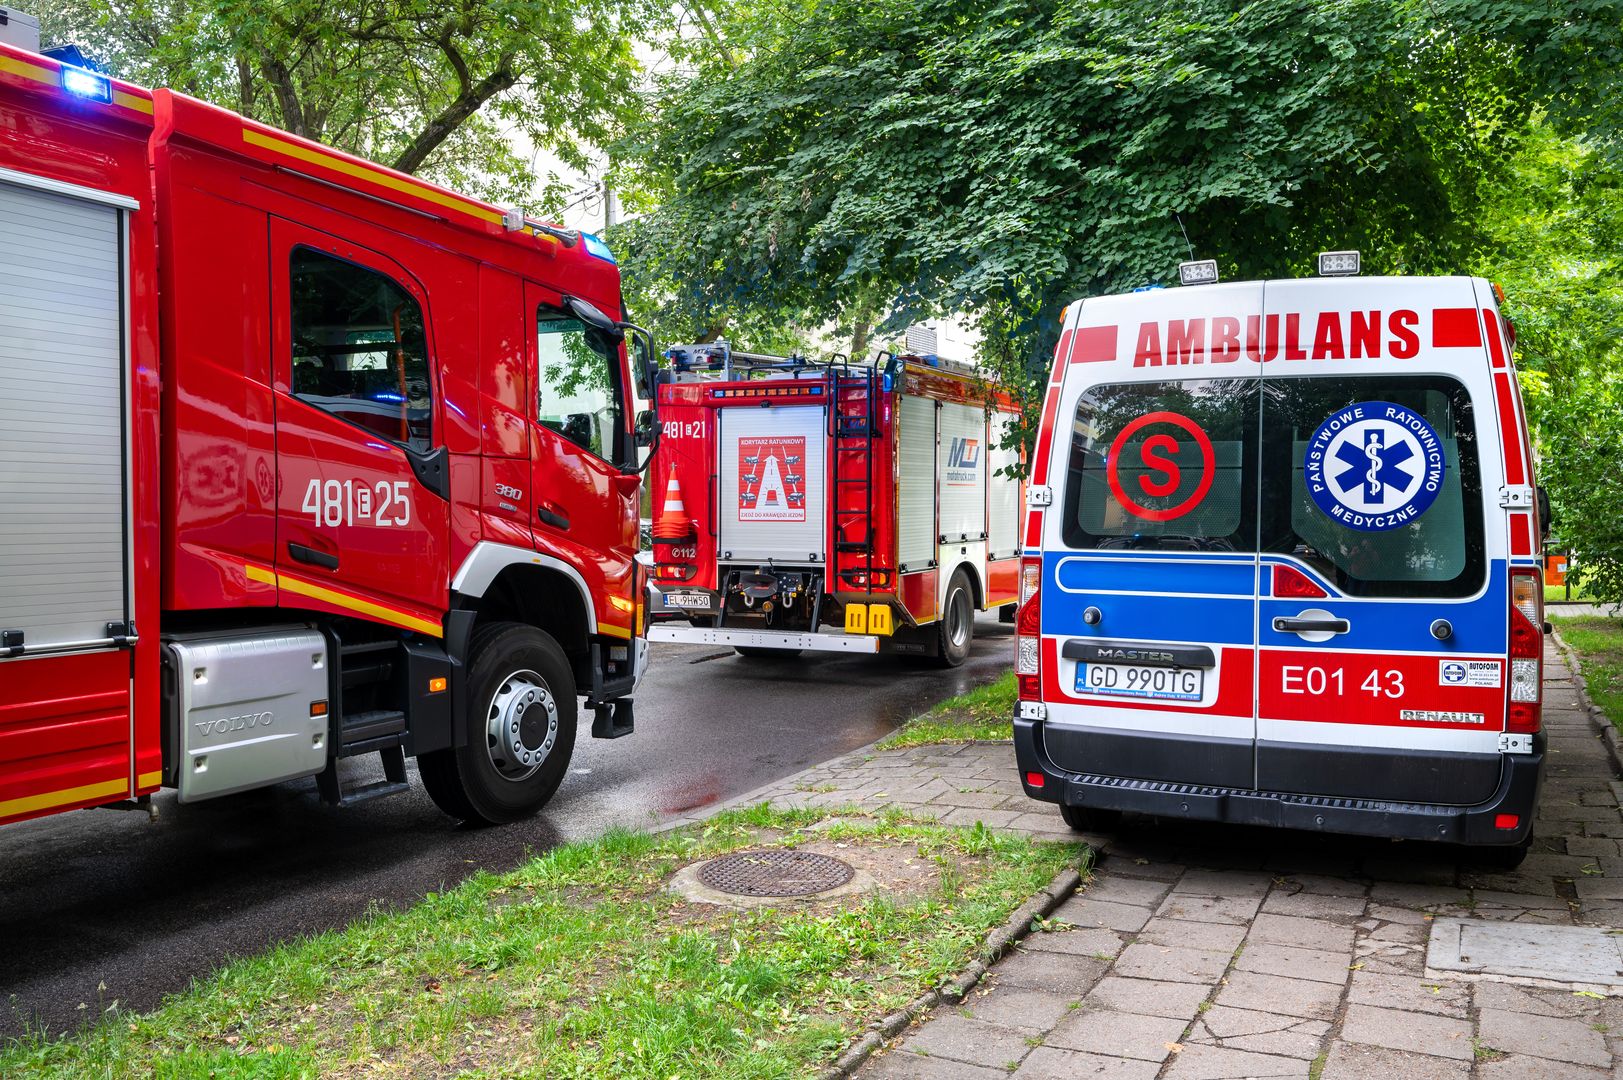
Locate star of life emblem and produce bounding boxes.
[1303,401,1446,532]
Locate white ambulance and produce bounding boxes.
[1015,256,1548,865]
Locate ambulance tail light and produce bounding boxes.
[1016,557,1041,701]
[1272,564,1327,599]
[1507,568,1543,734]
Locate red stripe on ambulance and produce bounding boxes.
[1260,650,1505,730]
[1493,372,1527,486]
[1510,513,1534,557]
[1042,640,1255,717]
[1431,307,1483,349]
[1482,310,1507,369]
[1069,325,1117,364]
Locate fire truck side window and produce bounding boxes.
[536,306,622,462]
[289,247,433,454]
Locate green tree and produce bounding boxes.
[1480,126,1623,607]
[33,0,653,206]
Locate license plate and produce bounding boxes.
[662,592,713,610]
[1076,663,1203,702]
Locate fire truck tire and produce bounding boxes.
[735,646,803,659]
[932,570,975,668]
[418,622,577,825]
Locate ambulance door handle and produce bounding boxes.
[1273,616,1349,635]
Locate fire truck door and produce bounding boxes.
[269,220,450,637]
[527,284,640,639]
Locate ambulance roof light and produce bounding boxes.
[1177,259,1219,286]
[1317,250,1361,277]
[60,65,112,104]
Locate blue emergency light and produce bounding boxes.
[581,232,617,265]
[60,66,112,103]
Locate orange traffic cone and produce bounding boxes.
[653,469,695,541]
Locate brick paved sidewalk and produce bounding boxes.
[747,637,1623,1078]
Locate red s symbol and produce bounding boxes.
[1137,433,1181,497]
[1106,411,1215,522]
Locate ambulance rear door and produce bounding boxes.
[1039,283,1265,788]
[1253,277,1509,806]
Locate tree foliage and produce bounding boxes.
[33,0,652,206]
[621,0,1587,354]
[1480,127,1623,606]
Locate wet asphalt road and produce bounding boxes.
[0,618,1012,1037]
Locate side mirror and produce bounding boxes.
[564,295,622,338]
[634,408,657,448]
[1536,485,1553,539]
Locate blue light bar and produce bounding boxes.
[60,66,112,104]
[581,232,617,265]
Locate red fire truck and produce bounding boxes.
[646,343,1023,664]
[0,38,653,829]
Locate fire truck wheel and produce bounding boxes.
[1059,803,1123,832]
[734,646,803,659]
[932,570,975,668]
[418,622,577,825]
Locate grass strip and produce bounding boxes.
[1,804,1082,1079]
[1553,614,1623,732]
[879,671,1016,749]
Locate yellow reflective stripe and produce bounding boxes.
[138,770,163,789]
[242,561,443,638]
[112,90,153,115]
[596,621,632,640]
[0,53,55,87]
[0,55,153,115]
[242,128,502,225]
[0,777,127,820]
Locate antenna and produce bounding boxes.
[1174,213,1195,262]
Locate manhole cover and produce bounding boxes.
[699,849,856,897]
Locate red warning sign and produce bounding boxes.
[738,436,807,521]
[1106,411,1214,521]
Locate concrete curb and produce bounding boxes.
[816,862,1087,1080]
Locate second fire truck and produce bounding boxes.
[647,344,1023,665]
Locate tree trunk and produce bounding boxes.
[390,65,518,175]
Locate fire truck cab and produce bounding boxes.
[0,39,651,829]
[647,345,1022,665]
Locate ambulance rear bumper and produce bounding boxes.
[1014,715,1545,847]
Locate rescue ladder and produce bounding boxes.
[829,357,878,594]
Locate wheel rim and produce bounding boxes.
[947,587,971,650]
[484,669,558,783]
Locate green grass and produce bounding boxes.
[1552,614,1623,732]
[1547,581,1596,603]
[0,806,1081,1080]
[879,671,1016,748]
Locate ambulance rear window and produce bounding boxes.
[1261,375,1484,598]
[1061,379,1260,553]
